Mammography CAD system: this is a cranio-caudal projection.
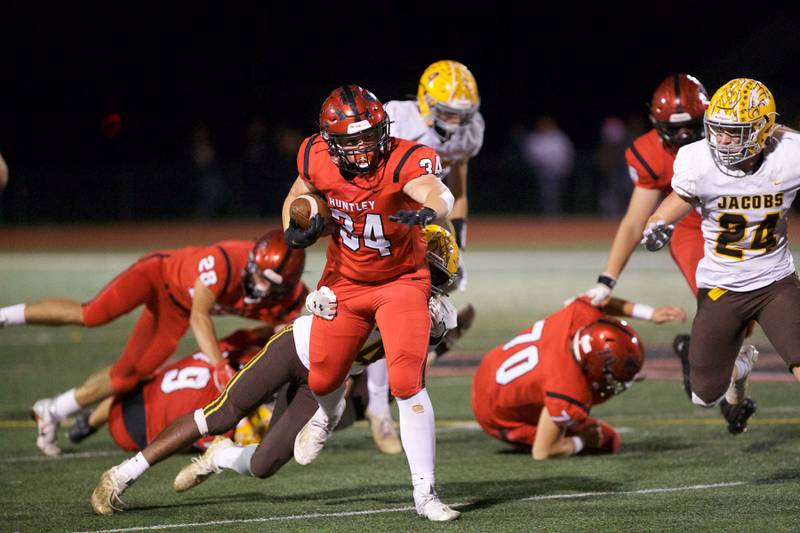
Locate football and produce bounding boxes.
[290,194,332,230]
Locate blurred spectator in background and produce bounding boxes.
[521,116,574,215]
[192,124,226,218]
[594,117,631,217]
[261,124,303,216]
[0,152,8,191]
[238,118,271,216]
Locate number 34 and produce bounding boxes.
[419,156,443,175]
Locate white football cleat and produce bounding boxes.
[414,485,460,522]
[294,400,343,466]
[91,466,133,515]
[31,398,61,456]
[365,409,402,455]
[173,436,233,492]
[726,345,759,405]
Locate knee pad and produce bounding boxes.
[691,391,725,408]
[308,373,342,397]
[390,381,423,400]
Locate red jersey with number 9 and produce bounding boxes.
[297,135,440,282]
[471,298,602,441]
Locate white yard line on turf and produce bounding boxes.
[76,481,745,533]
[0,450,121,463]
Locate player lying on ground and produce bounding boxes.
[472,296,685,458]
[0,230,307,456]
[642,78,799,426]
[90,223,460,518]
[68,329,270,451]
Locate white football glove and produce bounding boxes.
[583,283,612,306]
[428,294,457,340]
[305,286,337,320]
[641,220,674,252]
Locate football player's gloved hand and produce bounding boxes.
[428,294,457,345]
[284,215,325,249]
[305,286,337,320]
[641,220,674,252]
[389,206,437,228]
[582,274,617,306]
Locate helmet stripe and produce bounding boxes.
[340,85,361,118]
[673,74,683,113]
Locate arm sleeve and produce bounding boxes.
[670,148,697,199]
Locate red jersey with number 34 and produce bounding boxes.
[471,298,602,437]
[297,135,440,282]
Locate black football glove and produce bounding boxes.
[284,215,325,249]
[641,220,674,252]
[389,206,437,228]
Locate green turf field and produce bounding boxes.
[2,248,799,531]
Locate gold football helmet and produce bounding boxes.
[417,60,480,138]
[424,224,459,294]
[704,78,777,171]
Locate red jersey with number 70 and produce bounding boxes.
[297,135,441,283]
[471,298,602,437]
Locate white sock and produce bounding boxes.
[397,389,436,494]
[50,389,81,422]
[366,360,391,417]
[0,304,26,326]
[215,444,256,476]
[312,383,346,424]
[118,452,150,481]
[733,357,750,381]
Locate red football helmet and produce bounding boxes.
[244,230,305,303]
[319,85,391,174]
[572,318,645,404]
[649,74,709,148]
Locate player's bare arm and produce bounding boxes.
[532,408,576,460]
[402,174,454,218]
[646,192,693,227]
[603,187,662,279]
[189,279,222,364]
[601,297,687,324]
[281,175,319,230]
[447,160,468,221]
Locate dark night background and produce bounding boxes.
[2,3,799,222]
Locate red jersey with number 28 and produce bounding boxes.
[297,135,440,282]
[471,298,602,434]
[160,241,306,324]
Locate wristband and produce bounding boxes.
[631,303,655,321]
[571,436,584,454]
[597,274,617,289]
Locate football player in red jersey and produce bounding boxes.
[580,75,758,434]
[281,85,459,521]
[0,230,307,456]
[472,297,685,459]
[69,328,269,451]
[89,225,460,517]
[583,74,708,304]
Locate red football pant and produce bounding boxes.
[81,254,189,393]
[669,210,703,296]
[309,270,431,399]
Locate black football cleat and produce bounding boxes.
[720,397,757,435]
[672,334,692,398]
[67,408,98,444]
